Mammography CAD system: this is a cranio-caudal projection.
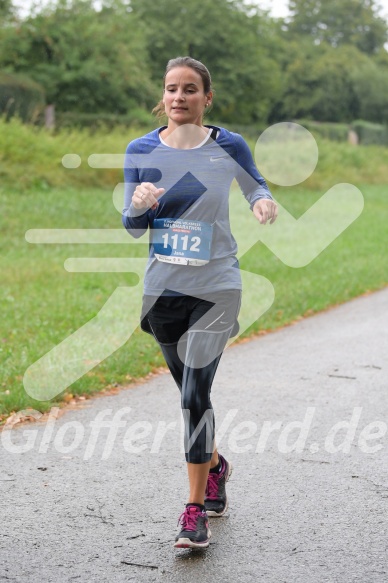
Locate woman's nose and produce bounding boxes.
[174,90,185,101]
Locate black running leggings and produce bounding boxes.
[140,290,241,463]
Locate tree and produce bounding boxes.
[351,61,388,122]
[279,45,372,122]
[0,0,14,20]
[0,0,159,114]
[287,0,387,54]
[129,0,282,125]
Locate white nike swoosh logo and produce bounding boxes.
[210,156,228,162]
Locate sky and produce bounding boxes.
[14,0,388,20]
[262,0,388,19]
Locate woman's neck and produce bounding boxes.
[159,123,209,149]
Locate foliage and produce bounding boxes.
[0,0,388,127]
[55,110,157,131]
[287,0,388,54]
[0,0,15,19]
[129,0,282,125]
[277,43,388,123]
[296,119,350,142]
[0,117,143,190]
[0,0,159,113]
[2,117,388,193]
[0,71,45,121]
[351,119,388,145]
[351,62,388,123]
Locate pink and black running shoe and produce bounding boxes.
[205,454,233,517]
[174,505,211,549]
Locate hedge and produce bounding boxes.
[351,120,388,146]
[0,72,46,122]
[296,119,350,142]
[54,109,157,132]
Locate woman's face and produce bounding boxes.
[163,66,212,126]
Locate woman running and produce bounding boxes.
[122,56,278,549]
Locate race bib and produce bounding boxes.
[152,218,213,266]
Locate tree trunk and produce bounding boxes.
[348,129,359,145]
[45,104,55,129]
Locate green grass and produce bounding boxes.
[0,119,387,418]
[0,181,386,420]
[240,185,387,327]
[1,117,388,191]
[0,117,155,190]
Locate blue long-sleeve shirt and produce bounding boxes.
[122,125,273,296]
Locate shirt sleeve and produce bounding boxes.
[122,142,150,238]
[233,133,273,210]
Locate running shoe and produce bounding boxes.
[174,505,211,549]
[205,453,233,517]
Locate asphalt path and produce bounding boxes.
[1,288,387,583]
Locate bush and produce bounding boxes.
[0,72,45,122]
[214,121,266,141]
[54,109,157,132]
[218,119,351,143]
[0,117,149,190]
[296,119,350,142]
[351,120,388,146]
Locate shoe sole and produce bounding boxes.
[174,530,212,549]
[205,462,233,517]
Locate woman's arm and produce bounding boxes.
[122,146,150,238]
[234,133,278,224]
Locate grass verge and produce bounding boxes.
[0,183,386,420]
[1,117,388,191]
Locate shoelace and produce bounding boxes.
[205,472,221,500]
[177,507,202,531]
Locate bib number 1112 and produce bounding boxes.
[161,233,201,253]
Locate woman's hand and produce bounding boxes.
[252,199,278,225]
[132,182,165,211]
